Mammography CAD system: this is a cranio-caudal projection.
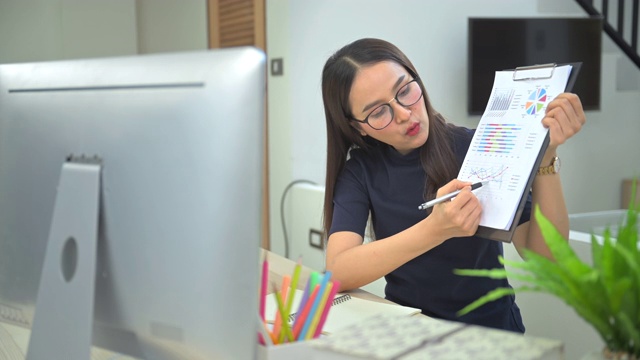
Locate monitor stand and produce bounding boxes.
[26,156,102,360]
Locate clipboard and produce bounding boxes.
[474,62,581,242]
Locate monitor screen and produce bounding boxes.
[468,17,602,115]
[0,47,265,359]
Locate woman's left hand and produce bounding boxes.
[542,92,586,152]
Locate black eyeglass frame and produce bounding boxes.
[349,78,423,131]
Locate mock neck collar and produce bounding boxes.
[384,144,420,163]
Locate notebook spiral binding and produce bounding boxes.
[288,293,352,323]
[332,293,351,305]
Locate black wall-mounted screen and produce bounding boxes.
[468,17,602,115]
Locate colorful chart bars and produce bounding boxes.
[474,124,520,154]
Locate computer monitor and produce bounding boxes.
[0,47,265,359]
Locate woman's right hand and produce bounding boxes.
[429,179,483,239]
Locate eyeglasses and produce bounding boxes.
[350,79,423,130]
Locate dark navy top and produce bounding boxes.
[329,127,530,333]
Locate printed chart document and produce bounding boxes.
[458,63,579,242]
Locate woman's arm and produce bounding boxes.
[512,93,585,259]
[326,179,483,291]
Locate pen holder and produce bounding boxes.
[257,341,314,360]
[258,339,363,360]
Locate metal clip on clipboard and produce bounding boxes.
[512,63,557,81]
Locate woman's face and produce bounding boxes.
[348,61,429,155]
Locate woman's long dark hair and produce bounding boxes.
[321,38,461,238]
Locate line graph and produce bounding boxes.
[463,164,509,188]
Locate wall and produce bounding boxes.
[266,0,640,257]
[266,0,293,254]
[134,0,207,54]
[0,0,138,63]
[0,0,206,64]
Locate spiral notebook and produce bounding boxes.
[265,289,421,335]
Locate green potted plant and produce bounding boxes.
[455,198,639,359]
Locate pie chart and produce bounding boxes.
[525,88,547,115]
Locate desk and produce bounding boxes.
[0,249,564,360]
[260,249,565,360]
[0,322,137,360]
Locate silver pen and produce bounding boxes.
[418,181,489,210]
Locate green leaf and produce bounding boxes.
[609,244,640,325]
[453,268,508,279]
[610,312,640,355]
[591,233,603,269]
[455,197,640,355]
[517,249,603,310]
[457,287,518,317]
[534,206,592,276]
[617,201,639,256]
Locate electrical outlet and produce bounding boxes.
[270,58,284,76]
[287,182,387,296]
[287,183,325,270]
[309,229,323,249]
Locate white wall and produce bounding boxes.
[0,0,206,64]
[266,0,640,256]
[135,0,207,54]
[266,0,294,256]
[0,0,138,63]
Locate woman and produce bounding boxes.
[321,38,585,332]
